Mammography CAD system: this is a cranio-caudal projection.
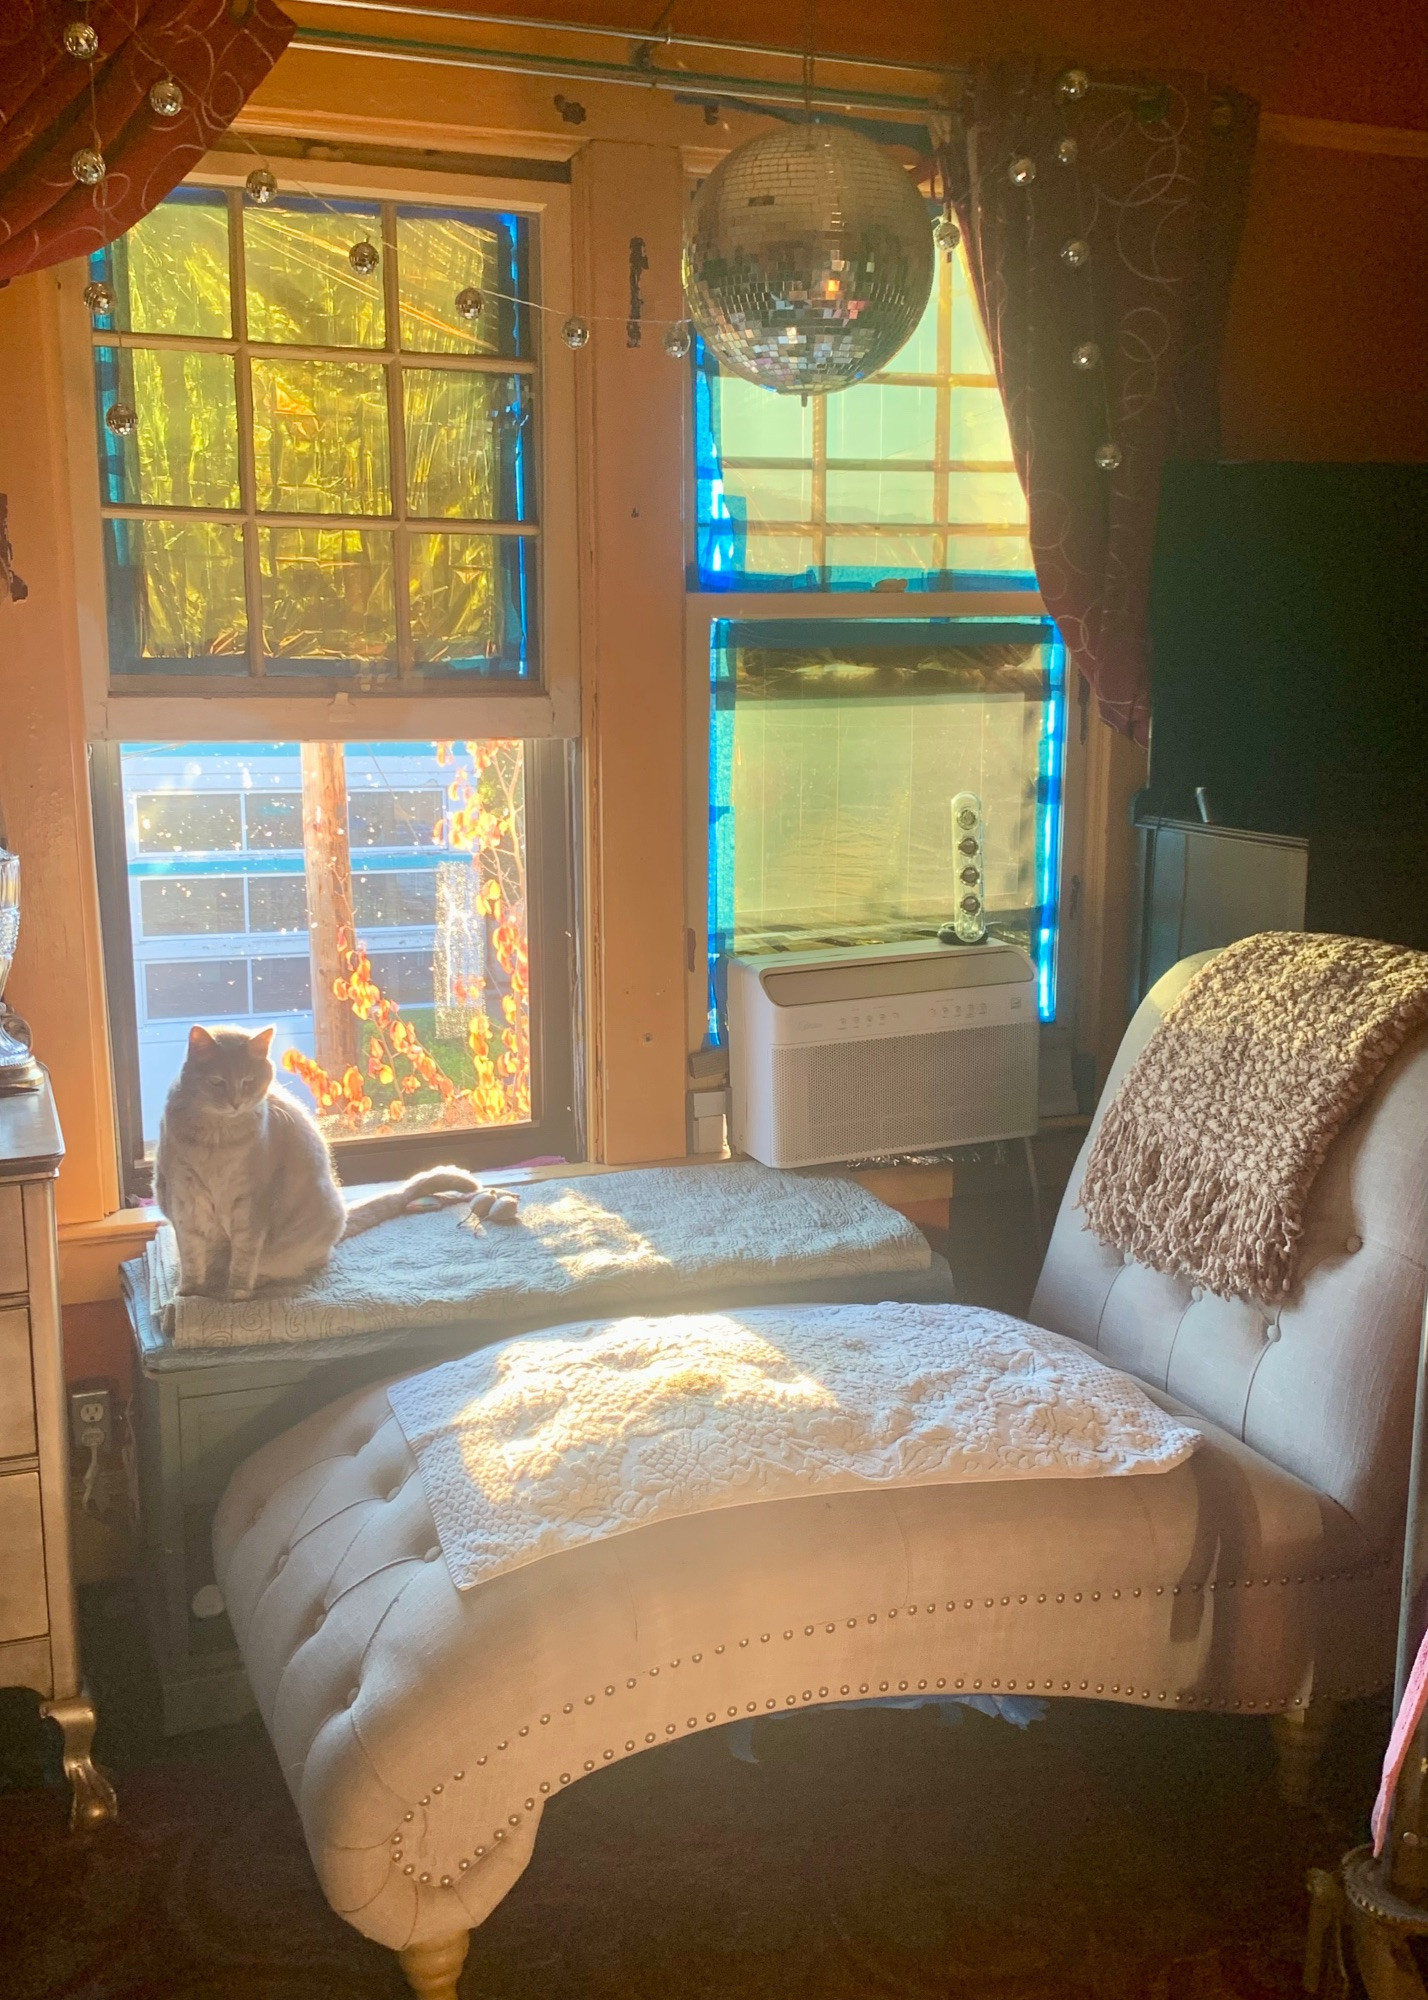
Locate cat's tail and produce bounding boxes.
[340,1167,483,1239]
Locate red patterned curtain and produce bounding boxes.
[947,61,1259,743]
[0,0,292,284]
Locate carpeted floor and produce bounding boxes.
[0,1577,1389,2000]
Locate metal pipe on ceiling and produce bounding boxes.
[288,0,964,81]
[284,21,951,117]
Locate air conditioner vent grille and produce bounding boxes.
[768,1022,1037,1167]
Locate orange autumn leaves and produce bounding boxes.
[282,740,530,1134]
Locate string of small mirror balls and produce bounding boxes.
[1001,66,1120,473]
[61,6,1122,471]
[63,0,700,419]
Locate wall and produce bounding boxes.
[0,1,1422,1416]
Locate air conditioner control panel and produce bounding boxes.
[761,977,1034,1047]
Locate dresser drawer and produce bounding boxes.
[0,1469,47,1642]
[0,1305,35,1460]
[0,1184,26,1297]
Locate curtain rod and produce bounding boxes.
[286,22,956,116]
[288,0,967,82]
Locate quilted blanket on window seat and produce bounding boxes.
[387,1302,1201,1594]
[137,1160,934,1350]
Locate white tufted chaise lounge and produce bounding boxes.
[213,952,1428,1998]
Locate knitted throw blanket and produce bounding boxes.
[1080,932,1428,1303]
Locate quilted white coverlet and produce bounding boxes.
[387,1302,1200,1594]
[144,1161,929,1349]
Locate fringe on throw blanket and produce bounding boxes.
[1080,932,1428,1304]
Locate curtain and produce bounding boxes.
[0,0,292,284]
[947,61,1259,743]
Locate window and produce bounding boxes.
[86,185,539,686]
[80,167,581,1194]
[694,243,1034,592]
[95,737,578,1188]
[691,226,1067,1061]
[708,620,1065,1028]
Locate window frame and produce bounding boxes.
[58,154,580,745]
[91,734,583,1201]
[681,166,1088,1077]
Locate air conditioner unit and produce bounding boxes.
[727,942,1039,1169]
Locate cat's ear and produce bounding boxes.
[250,1026,275,1058]
[188,1024,217,1056]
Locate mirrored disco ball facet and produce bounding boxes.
[682,123,934,396]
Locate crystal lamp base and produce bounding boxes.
[0,1009,42,1093]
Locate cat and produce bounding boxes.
[154,1024,484,1300]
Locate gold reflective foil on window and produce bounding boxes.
[259,527,396,672]
[405,371,532,521]
[244,198,385,348]
[100,349,240,510]
[250,359,391,516]
[108,190,231,338]
[103,519,247,674]
[397,211,509,355]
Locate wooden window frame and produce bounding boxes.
[62,153,586,1194]
[57,154,580,746]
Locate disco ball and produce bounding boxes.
[682,122,934,396]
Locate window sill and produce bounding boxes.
[59,1208,159,1306]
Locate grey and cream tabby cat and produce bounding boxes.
[155,1024,481,1299]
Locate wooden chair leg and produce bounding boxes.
[1271,1700,1338,1806]
[398,1931,470,2000]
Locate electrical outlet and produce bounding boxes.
[69,1384,112,1455]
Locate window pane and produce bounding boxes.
[946,471,1029,525]
[96,347,239,508]
[403,370,533,521]
[881,285,939,375]
[694,235,1031,591]
[348,790,443,848]
[244,197,384,348]
[251,956,312,1014]
[708,620,1065,1027]
[715,373,812,459]
[367,949,437,1004]
[950,260,996,375]
[826,471,936,524]
[739,534,817,579]
[951,388,1024,462]
[250,359,390,516]
[118,743,533,1147]
[104,519,247,677]
[259,528,396,676]
[247,876,309,932]
[354,871,438,927]
[826,384,937,463]
[824,532,942,574]
[720,467,811,526]
[396,208,531,356]
[139,877,245,937]
[408,533,535,678]
[245,794,303,850]
[145,959,249,1020]
[90,188,231,338]
[135,793,242,853]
